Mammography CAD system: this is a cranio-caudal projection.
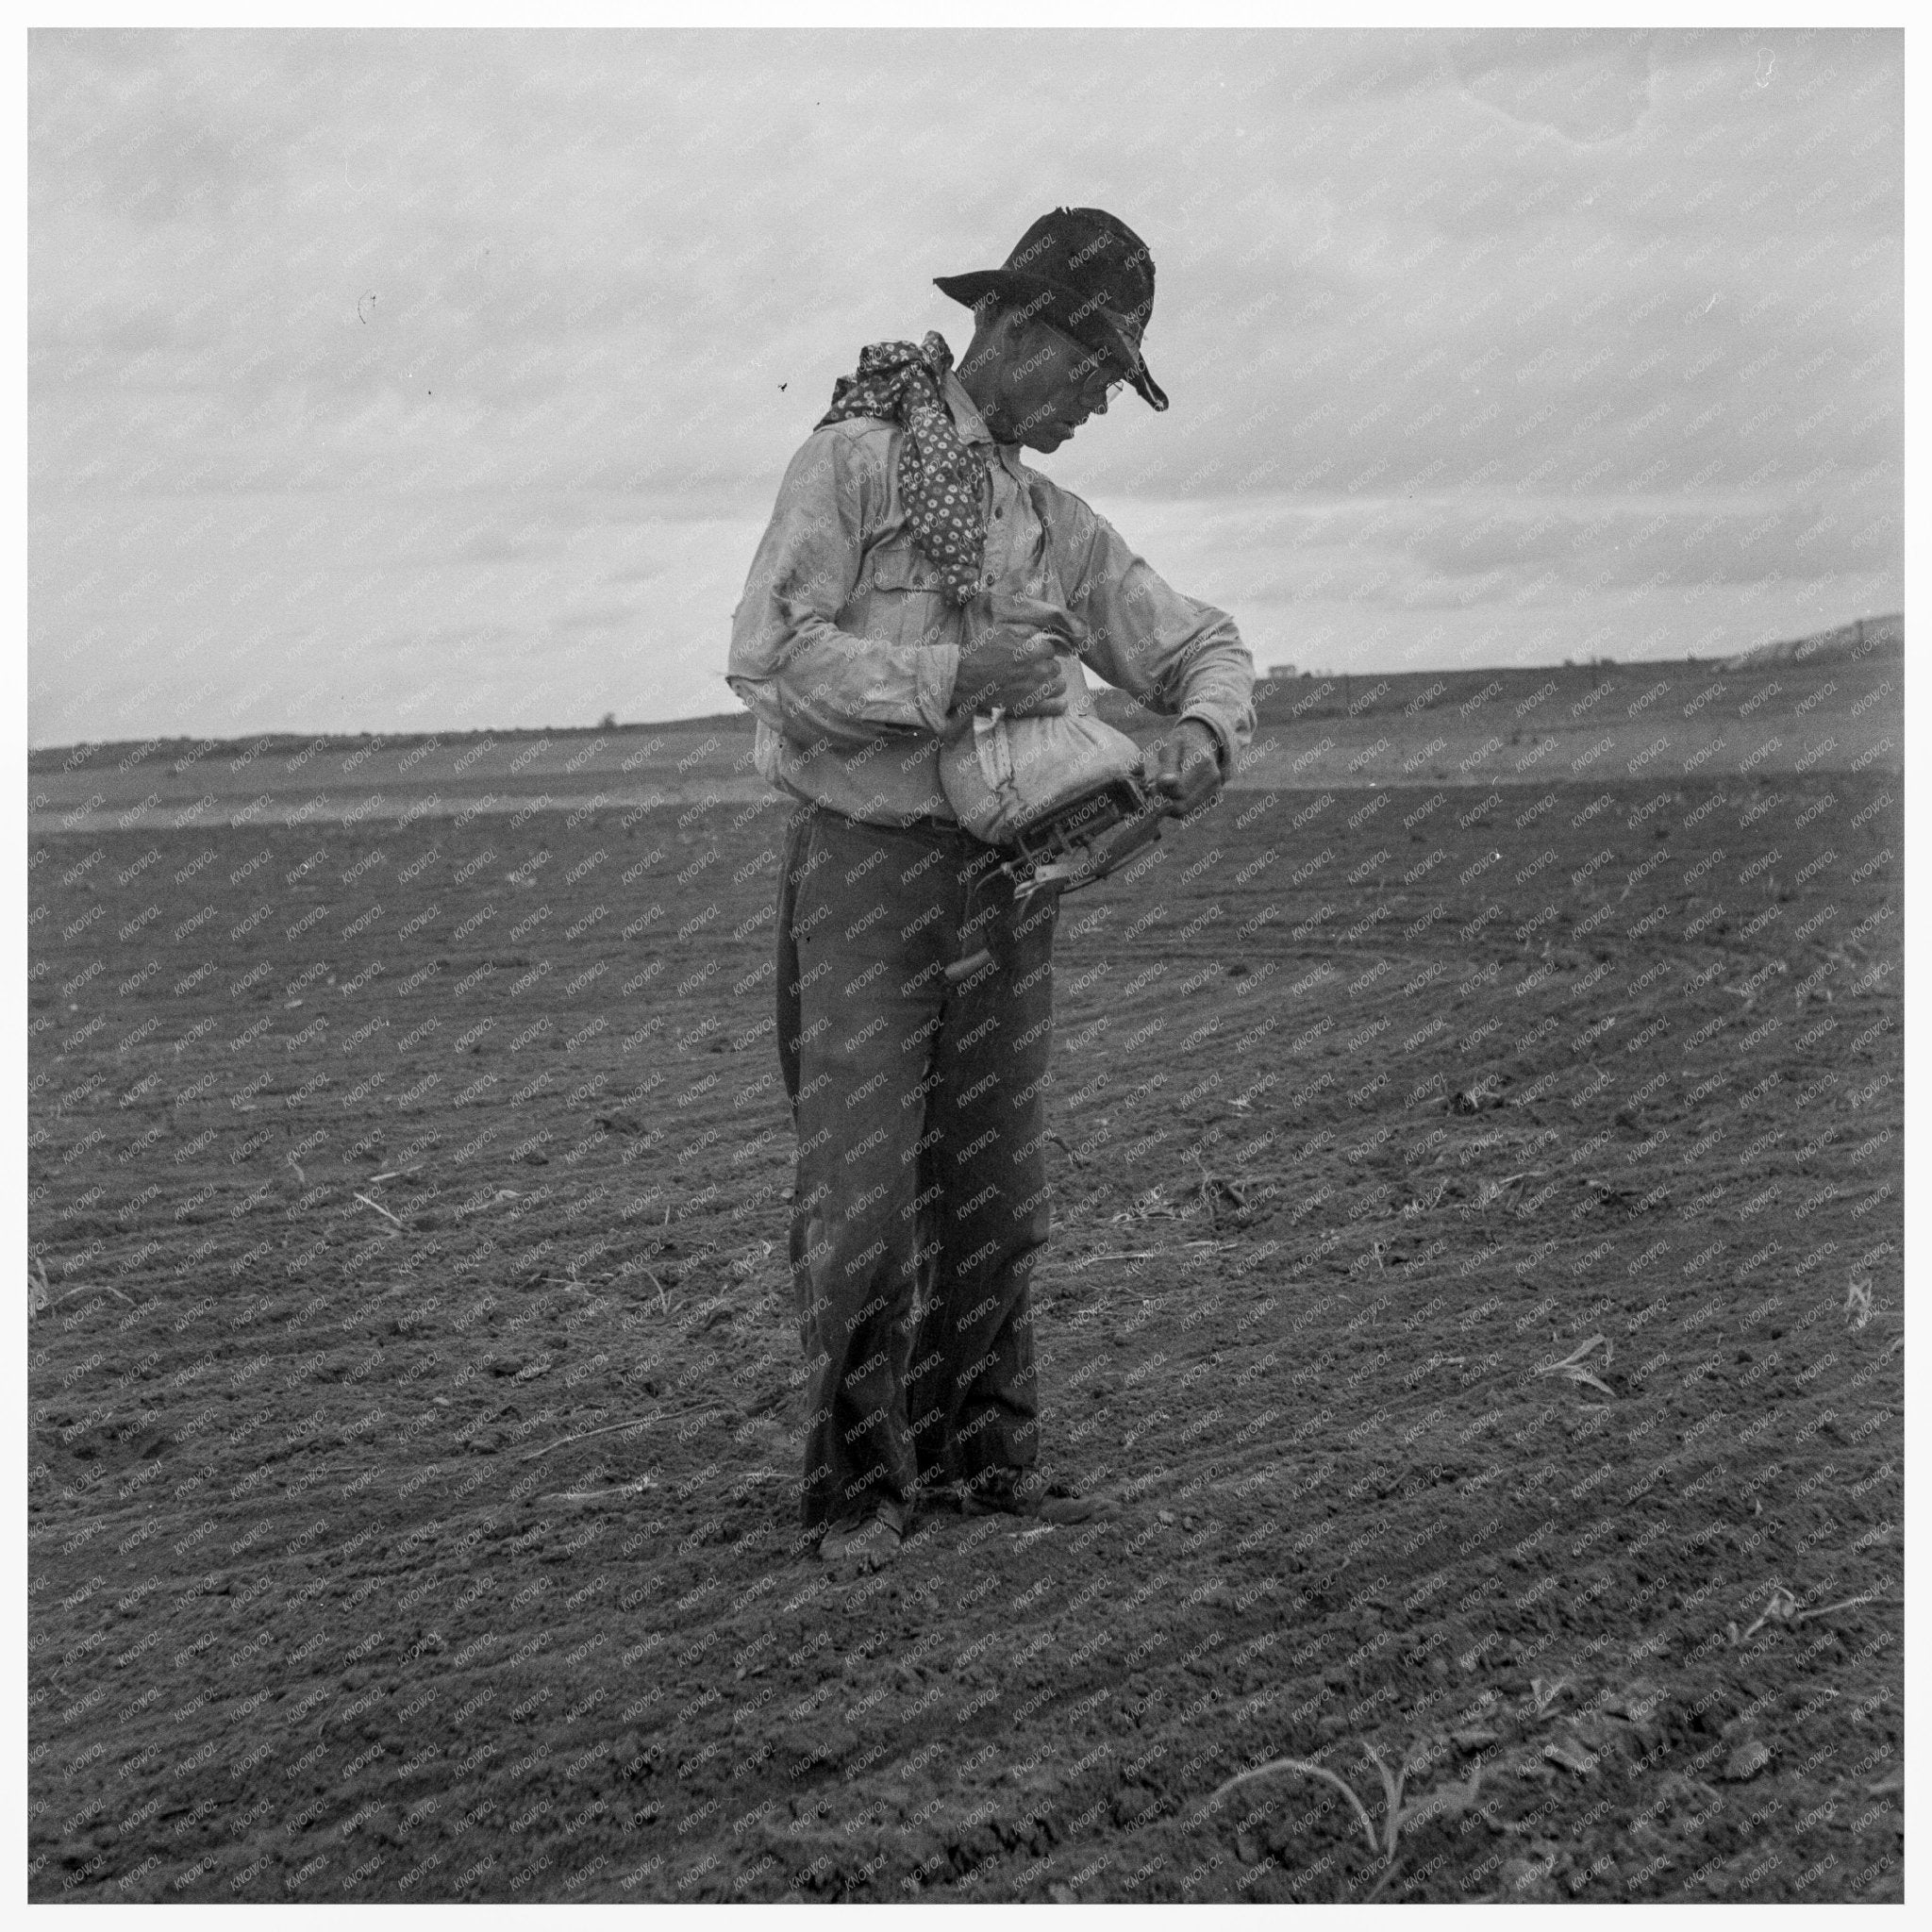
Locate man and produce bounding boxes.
[726,207,1256,1573]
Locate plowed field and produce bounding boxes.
[28,713,1903,1901]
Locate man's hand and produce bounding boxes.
[949,626,1068,721]
[1152,719,1224,816]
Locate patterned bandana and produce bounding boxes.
[817,332,991,606]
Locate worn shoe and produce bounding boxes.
[818,1512,903,1571]
[959,1468,1119,1524]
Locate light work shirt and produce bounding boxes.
[726,361,1256,828]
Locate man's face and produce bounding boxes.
[978,317,1124,453]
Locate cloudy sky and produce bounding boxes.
[28,26,1902,745]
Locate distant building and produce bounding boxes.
[1267,663,1297,680]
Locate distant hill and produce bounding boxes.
[29,614,1901,805]
[25,715,738,777]
[1721,613,1901,671]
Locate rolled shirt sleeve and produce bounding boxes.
[727,426,959,755]
[1060,503,1256,774]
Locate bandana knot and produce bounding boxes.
[817,332,990,606]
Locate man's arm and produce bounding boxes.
[1060,505,1257,778]
[726,426,959,753]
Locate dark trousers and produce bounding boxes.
[774,801,1058,1536]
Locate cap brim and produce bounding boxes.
[935,271,1167,411]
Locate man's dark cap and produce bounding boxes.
[935,206,1169,411]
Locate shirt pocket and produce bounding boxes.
[851,539,953,652]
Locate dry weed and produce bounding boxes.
[520,1405,730,1463]
[1541,1736,1598,1776]
[543,1474,658,1506]
[29,1256,131,1323]
[353,1191,404,1227]
[1840,1276,1900,1328]
[1533,1333,1615,1398]
[1529,1674,1571,1716]
[1726,1582,1902,1645]
[1208,1754,1380,1859]
[1111,1184,1179,1224]
[1188,1149,1249,1222]
[1210,1736,1484,1874]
